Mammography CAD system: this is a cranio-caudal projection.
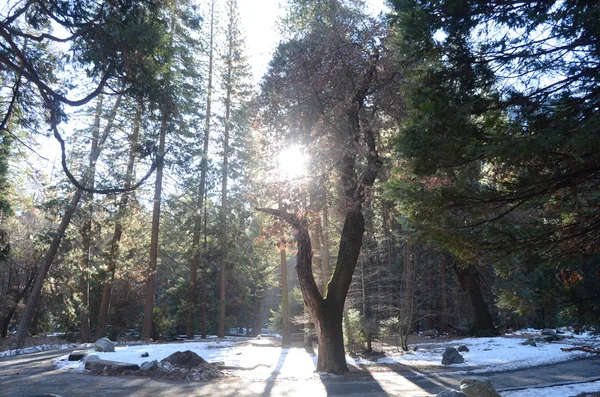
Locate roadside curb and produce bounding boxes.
[497,376,600,392]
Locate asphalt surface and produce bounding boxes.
[0,348,599,396]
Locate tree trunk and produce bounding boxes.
[1,268,35,338]
[141,111,168,340]
[96,97,137,339]
[13,93,115,349]
[253,287,261,337]
[280,242,290,346]
[320,204,331,293]
[455,264,497,335]
[186,0,215,340]
[439,256,448,333]
[78,95,103,344]
[426,256,434,330]
[310,213,323,293]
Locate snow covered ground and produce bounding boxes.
[1,329,598,396]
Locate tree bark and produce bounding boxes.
[186,0,215,340]
[141,111,168,340]
[96,98,137,339]
[455,264,498,335]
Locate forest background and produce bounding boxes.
[0,0,598,374]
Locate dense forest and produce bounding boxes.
[0,0,598,374]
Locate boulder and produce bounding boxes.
[541,329,563,341]
[141,352,149,358]
[436,390,467,397]
[68,350,89,361]
[457,345,470,352]
[460,378,501,397]
[94,337,115,352]
[84,355,139,373]
[422,329,437,337]
[442,347,465,365]
[140,360,159,371]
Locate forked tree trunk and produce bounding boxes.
[258,207,368,374]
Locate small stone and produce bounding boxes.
[483,348,492,351]
[141,352,149,357]
[460,378,501,397]
[94,337,115,352]
[442,347,465,365]
[457,345,470,352]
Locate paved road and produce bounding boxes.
[0,348,598,396]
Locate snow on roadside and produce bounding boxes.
[54,338,320,381]
[1,328,596,383]
[502,380,600,397]
[350,331,597,375]
[0,343,94,358]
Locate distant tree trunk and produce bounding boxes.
[400,238,414,351]
[439,256,448,333]
[186,0,215,340]
[1,268,35,338]
[321,204,331,293]
[78,95,104,343]
[280,240,290,346]
[14,93,115,349]
[253,287,261,337]
[96,97,137,339]
[218,36,233,339]
[426,256,434,330]
[278,190,290,346]
[141,110,168,340]
[455,264,497,335]
[310,213,323,293]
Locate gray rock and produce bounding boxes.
[141,352,149,357]
[541,329,563,341]
[139,360,158,371]
[457,345,470,352]
[520,339,537,347]
[85,355,139,373]
[460,378,501,397]
[68,350,89,361]
[442,347,465,365]
[94,337,115,352]
[436,390,467,397]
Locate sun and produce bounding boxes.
[277,145,308,180]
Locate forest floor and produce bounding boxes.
[0,329,599,396]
